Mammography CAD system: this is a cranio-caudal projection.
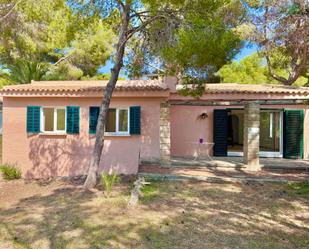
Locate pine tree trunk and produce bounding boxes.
[84,7,130,189]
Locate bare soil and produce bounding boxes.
[140,165,309,182]
[0,178,308,249]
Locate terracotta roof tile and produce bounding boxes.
[1,80,168,94]
[177,83,309,95]
[2,81,309,97]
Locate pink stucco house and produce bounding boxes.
[1,77,309,178]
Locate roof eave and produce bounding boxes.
[0,89,170,98]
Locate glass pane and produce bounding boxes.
[118,109,128,132]
[43,108,54,132]
[260,111,280,152]
[106,109,116,132]
[57,109,65,131]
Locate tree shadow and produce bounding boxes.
[26,135,141,179]
[136,180,309,248]
[0,180,309,248]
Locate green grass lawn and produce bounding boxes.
[0,178,308,249]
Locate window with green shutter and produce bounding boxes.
[283,110,304,159]
[89,107,100,134]
[27,106,41,133]
[89,107,132,135]
[66,106,80,134]
[129,106,141,135]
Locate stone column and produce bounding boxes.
[160,103,171,166]
[243,102,261,170]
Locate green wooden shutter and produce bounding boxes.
[283,110,304,159]
[213,109,228,156]
[66,106,80,134]
[130,106,141,135]
[89,106,100,134]
[27,106,41,133]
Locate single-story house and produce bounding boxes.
[1,77,309,178]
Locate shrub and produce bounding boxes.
[100,172,120,195]
[0,164,22,180]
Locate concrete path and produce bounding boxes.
[170,157,309,170]
[139,165,309,183]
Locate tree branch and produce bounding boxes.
[144,61,165,73]
[123,14,167,46]
[54,54,73,66]
[0,0,21,23]
[115,0,124,10]
[265,55,290,84]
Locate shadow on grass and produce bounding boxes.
[0,180,309,249]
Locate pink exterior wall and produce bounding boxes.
[171,104,309,159]
[3,97,163,178]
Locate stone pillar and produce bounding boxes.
[243,102,261,170]
[160,103,171,166]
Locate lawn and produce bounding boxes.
[0,178,308,249]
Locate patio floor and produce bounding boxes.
[171,156,309,170]
[139,157,309,182]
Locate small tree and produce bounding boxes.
[244,0,309,85]
[82,0,177,188]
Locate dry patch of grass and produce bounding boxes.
[0,178,309,249]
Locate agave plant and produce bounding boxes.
[0,59,48,84]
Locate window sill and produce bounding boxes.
[105,133,131,137]
[39,132,67,136]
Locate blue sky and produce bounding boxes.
[99,43,258,77]
[98,60,114,75]
[233,43,259,62]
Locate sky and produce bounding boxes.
[99,43,259,78]
[98,60,114,75]
[233,43,259,62]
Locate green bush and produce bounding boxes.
[0,164,22,180]
[100,172,120,195]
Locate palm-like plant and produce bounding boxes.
[0,59,48,84]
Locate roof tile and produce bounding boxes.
[1,81,309,96]
[177,83,309,95]
[1,80,168,94]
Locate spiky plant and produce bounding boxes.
[0,59,48,84]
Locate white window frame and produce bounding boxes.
[41,107,67,134]
[227,109,283,158]
[269,112,273,138]
[105,107,130,136]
